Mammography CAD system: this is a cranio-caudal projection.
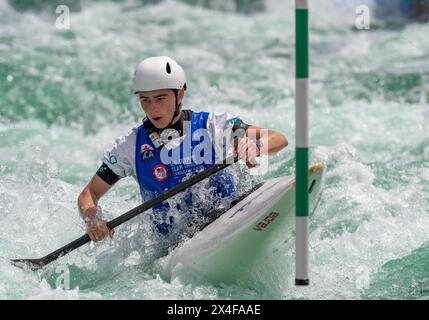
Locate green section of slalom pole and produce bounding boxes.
[296,147,309,217]
[296,9,308,79]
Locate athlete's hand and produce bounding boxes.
[234,137,260,168]
[83,208,114,242]
[85,216,114,242]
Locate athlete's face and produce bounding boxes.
[138,89,184,128]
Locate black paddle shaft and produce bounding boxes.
[11,157,237,270]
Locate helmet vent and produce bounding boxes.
[166,62,171,74]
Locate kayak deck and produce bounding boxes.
[157,163,326,284]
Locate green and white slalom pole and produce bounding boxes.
[295,0,310,286]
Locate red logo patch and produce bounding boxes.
[152,164,169,182]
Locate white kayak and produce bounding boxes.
[156,163,326,284]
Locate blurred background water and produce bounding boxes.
[0,0,428,299]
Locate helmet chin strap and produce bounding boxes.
[165,89,182,128]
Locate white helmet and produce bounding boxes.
[132,56,187,93]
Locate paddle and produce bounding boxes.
[11,157,237,270]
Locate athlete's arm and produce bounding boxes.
[78,174,114,242]
[233,124,288,167]
[246,125,288,155]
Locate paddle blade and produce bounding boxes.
[11,258,46,270]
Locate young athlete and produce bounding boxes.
[78,56,288,242]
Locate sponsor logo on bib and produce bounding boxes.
[141,144,155,161]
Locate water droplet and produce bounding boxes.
[6,75,13,82]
